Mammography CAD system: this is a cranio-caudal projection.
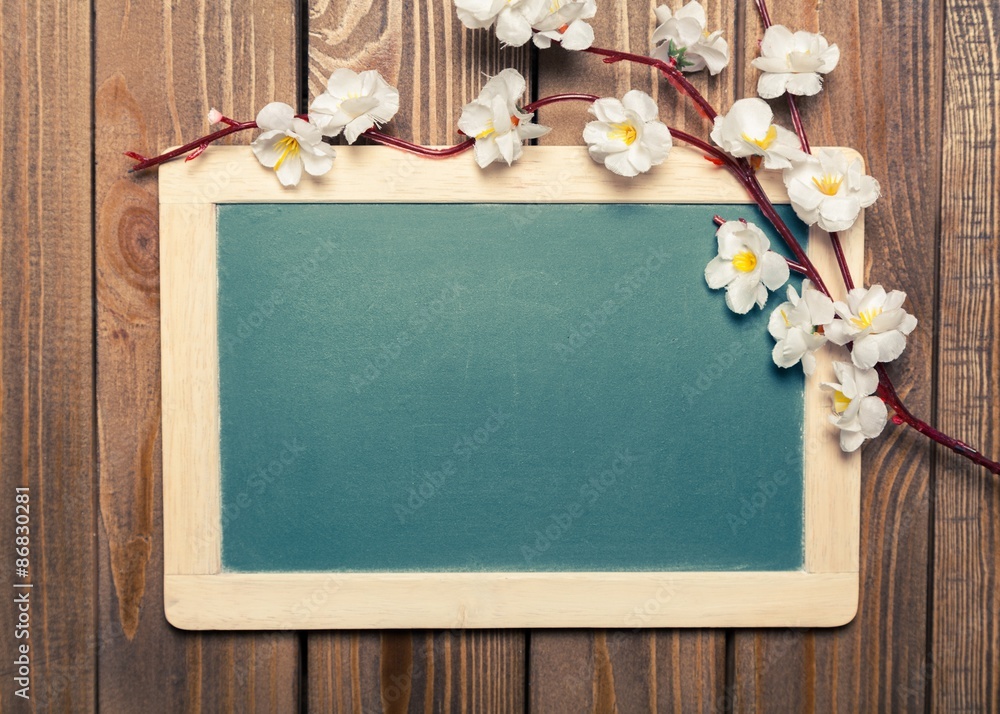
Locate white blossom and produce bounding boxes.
[767,280,835,375]
[705,220,790,314]
[822,361,887,452]
[710,98,807,170]
[309,69,400,143]
[824,285,918,370]
[752,25,840,99]
[650,1,729,75]
[455,0,538,46]
[582,91,672,177]
[251,102,336,187]
[457,69,550,168]
[783,149,880,233]
[531,0,597,50]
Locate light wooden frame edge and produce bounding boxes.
[161,145,863,630]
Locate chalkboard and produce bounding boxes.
[161,146,862,629]
[217,202,805,573]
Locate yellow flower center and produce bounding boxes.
[273,135,300,172]
[741,124,778,151]
[811,173,844,196]
[732,250,758,273]
[608,122,638,145]
[780,309,791,327]
[851,307,883,330]
[833,390,851,414]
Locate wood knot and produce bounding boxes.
[118,206,159,281]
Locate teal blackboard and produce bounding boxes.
[215,202,807,573]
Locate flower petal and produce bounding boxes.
[725,274,760,314]
[274,154,303,186]
[622,90,659,123]
[757,72,791,99]
[785,72,823,96]
[473,136,501,168]
[604,150,639,177]
[496,8,534,46]
[850,335,880,370]
[559,20,595,50]
[299,143,336,176]
[255,102,295,132]
[759,251,790,291]
[858,395,888,438]
[705,256,736,289]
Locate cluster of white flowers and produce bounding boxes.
[709,99,880,232]
[458,70,674,176]
[247,68,400,187]
[455,0,597,50]
[772,280,916,452]
[702,218,916,452]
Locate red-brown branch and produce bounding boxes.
[583,46,719,122]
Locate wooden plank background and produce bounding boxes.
[1,0,997,710]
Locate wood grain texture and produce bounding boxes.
[733,0,940,711]
[934,0,1000,709]
[94,0,300,708]
[308,0,530,143]
[305,2,529,707]
[0,0,94,710]
[530,631,725,713]
[307,631,524,713]
[531,1,740,709]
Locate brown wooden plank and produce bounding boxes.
[94,0,301,709]
[305,1,529,709]
[733,0,939,711]
[530,3,737,710]
[0,0,94,709]
[530,631,724,712]
[308,631,525,712]
[934,0,1000,708]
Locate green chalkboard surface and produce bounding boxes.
[216,202,807,573]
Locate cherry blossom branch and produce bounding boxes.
[579,40,833,294]
[876,366,1000,474]
[523,93,601,113]
[363,131,475,157]
[829,232,855,289]
[737,167,831,294]
[746,0,999,474]
[125,118,259,172]
[750,0,855,294]
[583,46,719,121]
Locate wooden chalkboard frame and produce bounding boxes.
[160,145,863,630]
